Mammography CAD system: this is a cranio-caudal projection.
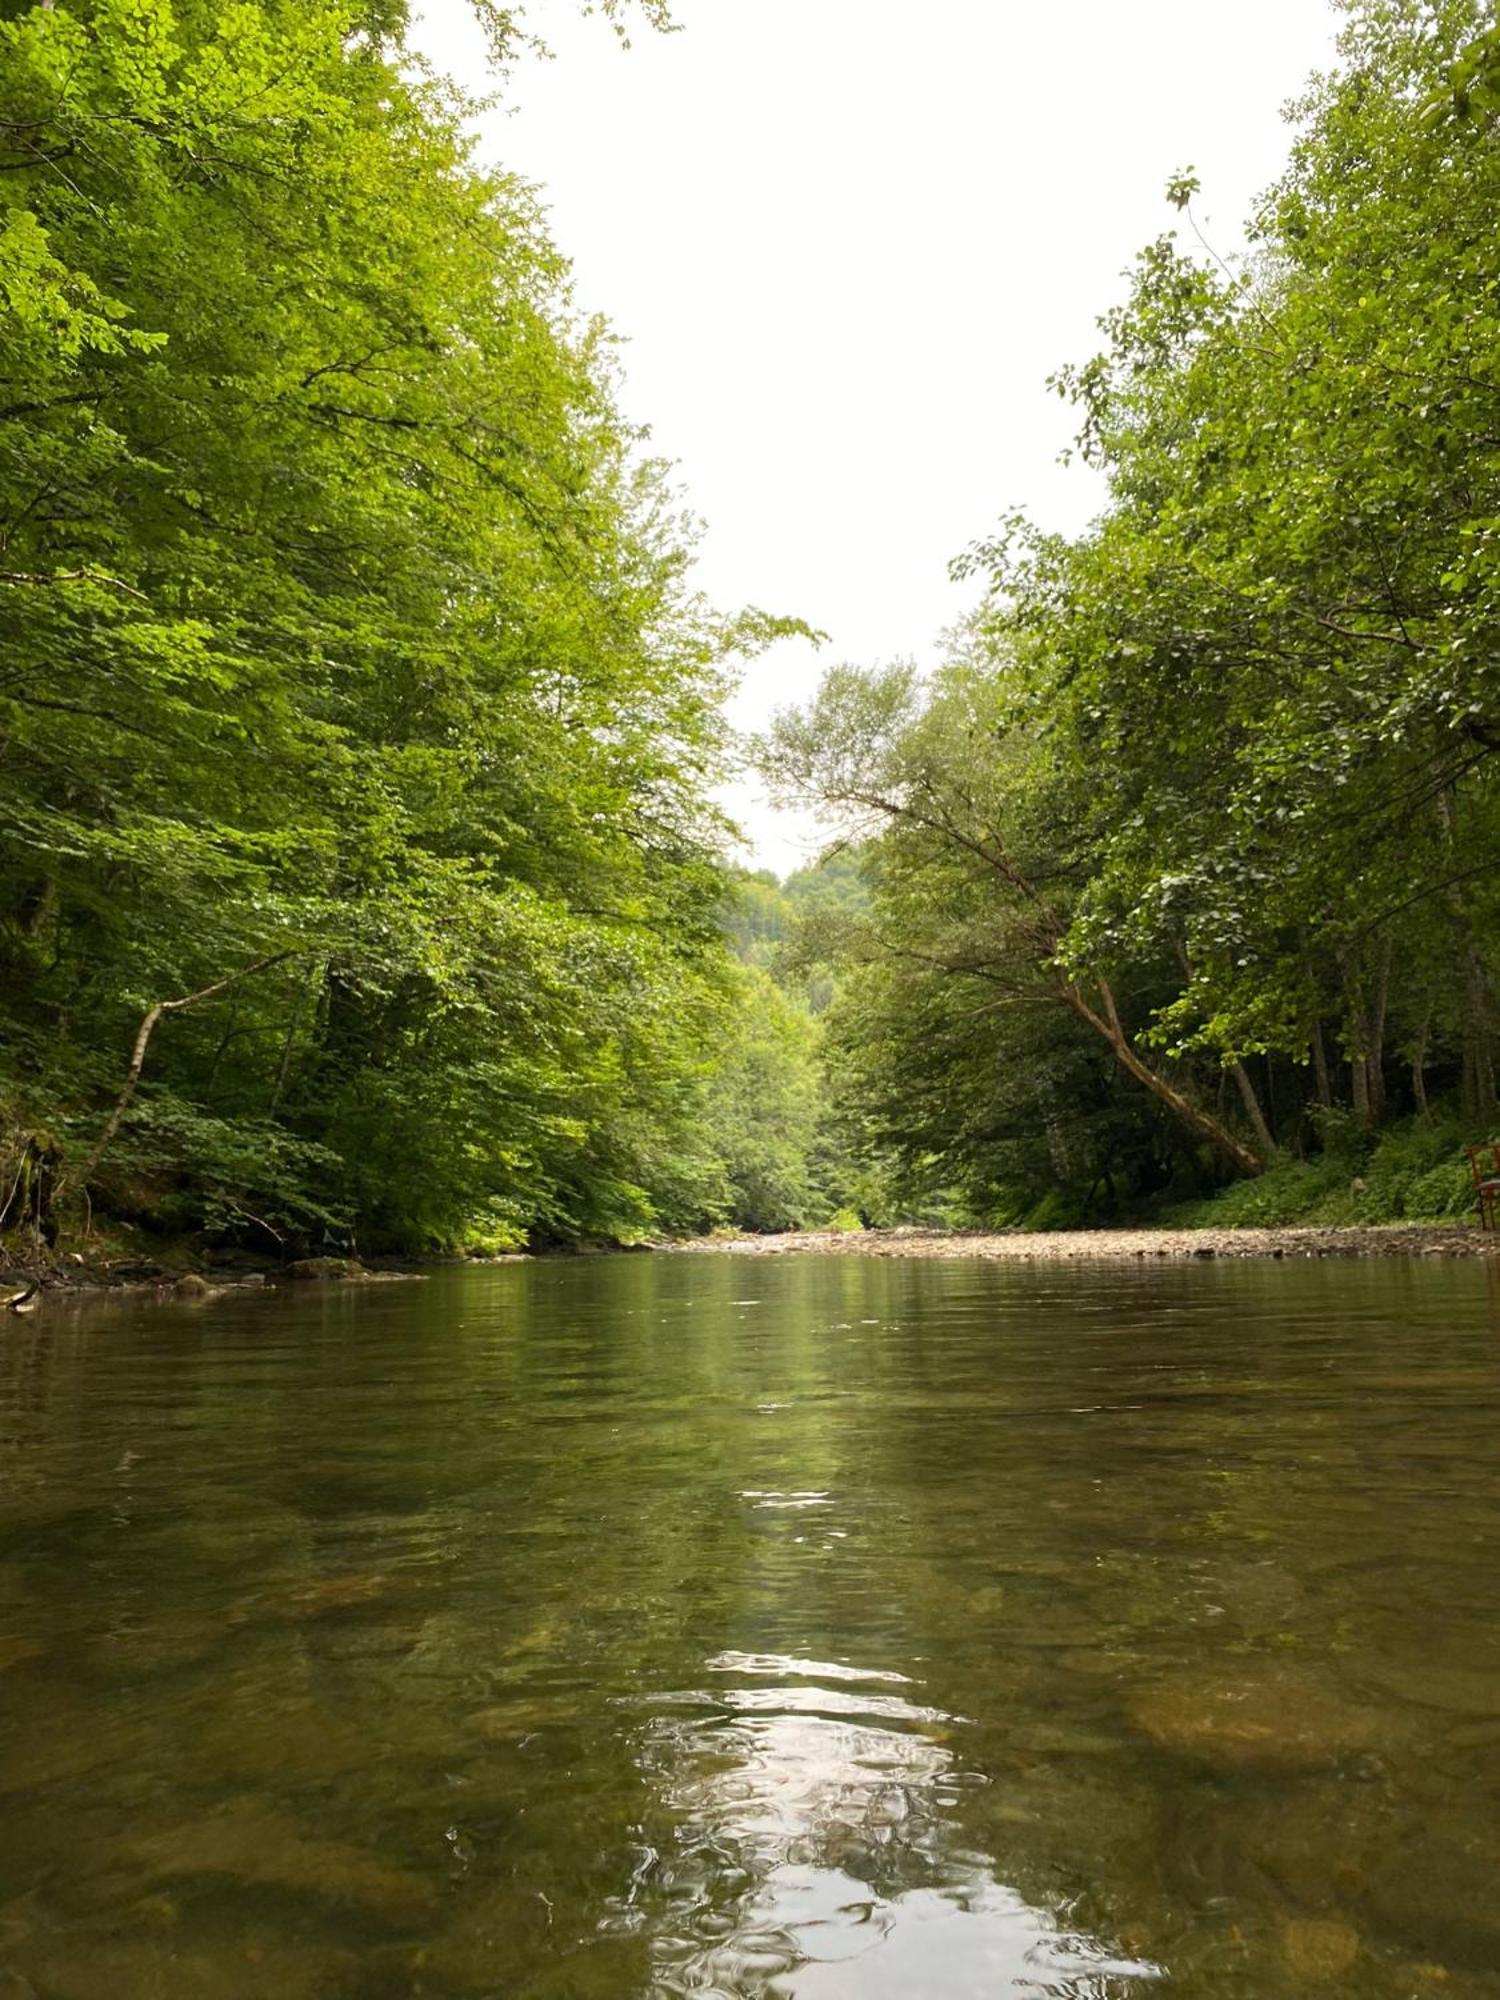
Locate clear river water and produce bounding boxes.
[2,1252,1499,1998]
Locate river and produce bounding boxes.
[1,1253,1498,1997]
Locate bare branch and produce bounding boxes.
[71,951,302,1190]
[0,567,148,602]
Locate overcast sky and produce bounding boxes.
[415,0,1341,873]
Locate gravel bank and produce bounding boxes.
[667,1223,1500,1262]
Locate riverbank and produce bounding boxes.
[0,1253,430,1311]
[668,1222,1500,1262]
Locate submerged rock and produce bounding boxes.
[123,1801,435,1926]
[1280,1915,1360,1982]
[1007,1720,1121,1758]
[1231,1779,1390,1907]
[466,1695,574,1740]
[187,1698,372,1786]
[82,1609,223,1679]
[1128,1667,1392,1772]
[1353,1649,1500,1718]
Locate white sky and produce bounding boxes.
[415,0,1342,874]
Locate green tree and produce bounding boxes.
[964,0,1500,1132]
[698,963,825,1232]
[782,0,1500,1226]
[759,655,1267,1180]
[0,0,760,1254]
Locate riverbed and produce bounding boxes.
[1,1253,1498,1996]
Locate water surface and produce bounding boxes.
[2,1253,1499,1996]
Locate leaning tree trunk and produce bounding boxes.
[1062,975,1266,1178]
[1162,939,1274,1171]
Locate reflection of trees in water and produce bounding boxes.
[543,1257,1165,1994]
[609,1653,1158,1999]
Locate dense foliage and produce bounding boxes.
[706,860,871,1232]
[764,0,1500,1226]
[10,0,1498,1258]
[0,0,795,1256]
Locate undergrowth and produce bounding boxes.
[1158,1115,1485,1230]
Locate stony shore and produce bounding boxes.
[667,1222,1500,1262]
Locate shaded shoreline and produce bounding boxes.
[663,1222,1500,1262]
[9,1220,1495,1316]
[0,1256,429,1313]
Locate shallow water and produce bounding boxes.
[2,1254,1500,1997]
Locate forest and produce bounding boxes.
[763,0,1500,1233]
[2,0,1499,1260]
[0,0,823,1257]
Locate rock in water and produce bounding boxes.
[1128,1667,1392,1772]
[1280,1916,1360,1982]
[283,1257,366,1282]
[123,1802,435,1926]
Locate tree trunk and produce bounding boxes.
[1366,938,1392,1125]
[1435,779,1496,1120]
[1310,1020,1333,1108]
[77,999,168,1190]
[268,966,318,1119]
[204,1004,240,1097]
[1411,1013,1430,1117]
[1350,1051,1370,1127]
[1062,975,1266,1177]
[1229,1059,1278,1158]
[1463,942,1497,1119]
[1170,935,1276,1157]
[1341,946,1389,1131]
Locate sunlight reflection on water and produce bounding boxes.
[628,1652,1159,1997]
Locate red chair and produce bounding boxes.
[1465,1142,1500,1229]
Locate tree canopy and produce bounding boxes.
[0,0,788,1254]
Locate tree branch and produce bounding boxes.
[71,951,301,1190]
[0,567,147,601]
